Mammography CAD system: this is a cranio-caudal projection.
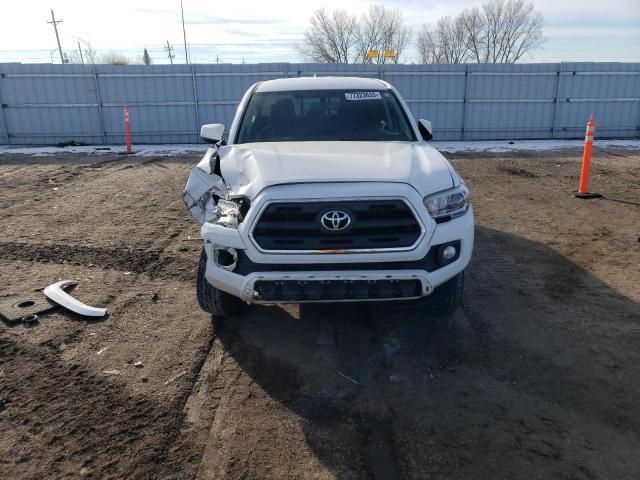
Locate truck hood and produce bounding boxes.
[218,141,455,199]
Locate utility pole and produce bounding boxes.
[77,41,84,64]
[47,9,64,64]
[180,0,189,64]
[74,37,95,64]
[165,40,175,64]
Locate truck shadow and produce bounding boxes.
[214,225,640,480]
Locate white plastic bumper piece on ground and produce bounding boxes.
[44,280,107,317]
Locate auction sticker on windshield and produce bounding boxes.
[345,91,382,101]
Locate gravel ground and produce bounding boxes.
[0,146,638,479]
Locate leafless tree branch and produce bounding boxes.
[417,0,544,64]
[299,5,410,64]
[296,8,358,63]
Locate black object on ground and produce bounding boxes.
[0,297,57,324]
[21,314,39,326]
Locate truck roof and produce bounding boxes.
[255,76,391,93]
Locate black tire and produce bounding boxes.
[425,271,464,318]
[196,248,245,318]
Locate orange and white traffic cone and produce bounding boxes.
[573,114,602,199]
[124,106,133,154]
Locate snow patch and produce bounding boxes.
[0,139,639,157]
[0,144,206,157]
[431,139,640,153]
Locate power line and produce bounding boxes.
[47,9,64,64]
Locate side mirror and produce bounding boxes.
[418,119,433,141]
[200,124,225,144]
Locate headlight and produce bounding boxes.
[213,199,241,228]
[423,185,469,220]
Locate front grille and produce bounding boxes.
[252,200,422,251]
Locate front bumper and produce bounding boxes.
[201,200,474,304]
[206,266,433,303]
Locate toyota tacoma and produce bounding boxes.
[182,77,474,317]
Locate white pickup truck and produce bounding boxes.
[183,77,474,318]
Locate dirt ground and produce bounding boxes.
[0,145,639,480]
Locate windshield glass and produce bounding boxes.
[236,89,416,143]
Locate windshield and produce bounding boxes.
[236,89,416,143]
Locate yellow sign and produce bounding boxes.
[384,50,396,59]
[367,50,379,58]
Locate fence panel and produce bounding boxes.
[555,63,640,138]
[384,64,467,141]
[0,62,638,145]
[0,64,102,144]
[195,63,288,136]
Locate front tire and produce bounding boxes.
[426,272,464,317]
[196,248,245,318]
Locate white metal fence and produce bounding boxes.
[0,62,638,145]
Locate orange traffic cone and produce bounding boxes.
[573,114,602,199]
[124,106,133,154]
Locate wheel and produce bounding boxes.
[196,248,245,318]
[425,272,464,318]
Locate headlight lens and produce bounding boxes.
[423,185,470,220]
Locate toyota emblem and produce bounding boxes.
[320,210,351,232]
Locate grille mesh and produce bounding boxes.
[252,200,421,251]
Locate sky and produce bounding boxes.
[0,0,638,64]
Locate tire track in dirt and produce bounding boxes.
[0,241,176,278]
[0,335,180,479]
[332,307,402,480]
[166,334,228,477]
[188,304,474,480]
[361,305,469,480]
[150,329,219,479]
[1,163,91,201]
[195,321,305,479]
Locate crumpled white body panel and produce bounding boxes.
[181,148,229,225]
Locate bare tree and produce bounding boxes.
[80,42,99,64]
[298,5,410,64]
[483,0,544,63]
[416,26,439,64]
[354,5,385,63]
[100,52,130,65]
[459,7,485,63]
[64,43,98,65]
[417,0,543,64]
[355,5,411,64]
[296,8,358,63]
[379,7,411,64]
[418,16,470,64]
[64,50,84,64]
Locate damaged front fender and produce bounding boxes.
[182,167,228,225]
[181,148,230,225]
[182,147,248,229]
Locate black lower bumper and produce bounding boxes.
[253,279,422,302]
